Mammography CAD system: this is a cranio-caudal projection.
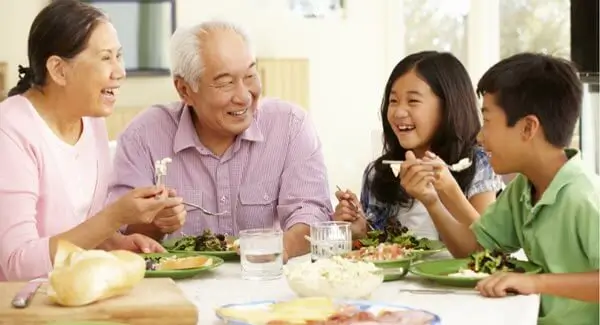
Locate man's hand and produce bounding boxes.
[476,272,540,297]
[284,224,311,260]
[153,188,186,234]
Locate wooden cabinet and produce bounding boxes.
[105,106,145,140]
[256,58,310,110]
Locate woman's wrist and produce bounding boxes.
[97,232,124,251]
[97,205,125,230]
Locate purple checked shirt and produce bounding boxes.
[107,98,333,237]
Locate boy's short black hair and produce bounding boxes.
[476,53,583,148]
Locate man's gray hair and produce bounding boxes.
[169,19,253,91]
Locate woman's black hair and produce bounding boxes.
[367,51,481,211]
[8,0,106,96]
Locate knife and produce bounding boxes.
[11,279,44,308]
[398,288,480,295]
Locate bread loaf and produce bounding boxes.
[47,240,146,307]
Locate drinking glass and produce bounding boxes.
[239,228,284,280]
[309,221,352,261]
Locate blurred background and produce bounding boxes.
[0,0,598,197]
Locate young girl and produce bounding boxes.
[334,51,504,256]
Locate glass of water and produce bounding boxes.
[310,221,352,262]
[239,228,284,280]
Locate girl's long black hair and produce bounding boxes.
[367,51,482,210]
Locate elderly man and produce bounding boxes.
[107,20,333,259]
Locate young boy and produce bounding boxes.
[421,53,599,325]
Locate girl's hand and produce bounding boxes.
[400,151,439,207]
[423,151,460,195]
[333,189,367,238]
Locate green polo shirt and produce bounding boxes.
[471,149,599,325]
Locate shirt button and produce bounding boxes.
[220,196,226,203]
[263,194,269,201]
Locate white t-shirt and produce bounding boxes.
[29,105,98,224]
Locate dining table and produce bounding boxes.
[175,251,540,325]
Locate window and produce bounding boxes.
[499,0,570,59]
[403,0,470,63]
[85,0,176,76]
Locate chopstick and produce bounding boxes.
[382,160,403,165]
[335,185,374,231]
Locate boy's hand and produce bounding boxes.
[476,272,541,297]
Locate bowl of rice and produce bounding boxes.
[283,256,384,299]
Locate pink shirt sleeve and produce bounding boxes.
[0,129,52,280]
[278,112,333,230]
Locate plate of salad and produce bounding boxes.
[343,243,414,281]
[162,229,240,260]
[353,225,446,259]
[409,250,543,287]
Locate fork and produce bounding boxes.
[182,201,228,216]
[335,185,374,231]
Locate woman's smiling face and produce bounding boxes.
[386,70,442,156]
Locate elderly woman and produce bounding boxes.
[0,0,185,281]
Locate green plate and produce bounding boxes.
[409,240,447,259]
[141,251,224,279]
[168,249,239,261]
[372,257,413,282]
[162,237,240,261]
[409,258,543,287]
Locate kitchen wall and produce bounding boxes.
[0,0,406,195]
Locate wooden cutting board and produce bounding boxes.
[0,278,198,325]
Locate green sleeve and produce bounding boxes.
[575,194,600,269]
[470,178,522,253]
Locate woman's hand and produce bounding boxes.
[113,233,166,253]
[103,186,175,227]
[333,189,367,238]
[422,151,461,194]
[152,188,186,234]
[399,151,439,207]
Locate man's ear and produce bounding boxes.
[46,55,68,86]
[520,115,540,141]
[173,77,196,104]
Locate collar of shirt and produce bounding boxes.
[172,103,264,154]
[519,148,585,215]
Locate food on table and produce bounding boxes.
[352,226,435,251]
[283,256,383,299]
[47,240,145,307]
[144,255,213,271]
[449,250,526,278]
[344,243,410,262]
[163,229,238,252]
[217,297,436,325]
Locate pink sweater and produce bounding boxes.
[0,96,111,281]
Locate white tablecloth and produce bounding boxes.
[176,254,540,325]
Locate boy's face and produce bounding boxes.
[478,94,526,175]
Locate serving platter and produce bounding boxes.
[216,299,441,325]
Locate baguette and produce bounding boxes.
[156,255,213,270]
[47,240,146,307]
